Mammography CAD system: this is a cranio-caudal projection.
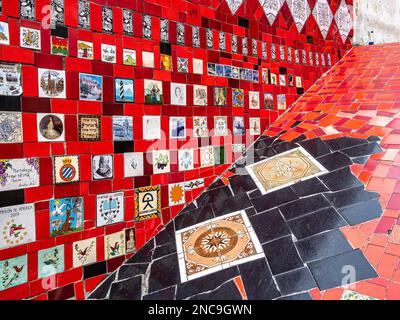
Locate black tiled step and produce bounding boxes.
[251,187,298,213]
[341,142,383,158]
[83,261,107,279]
[87,272,116,299]
[188,281,242,300]
[109,276,142,300]
[117,263,148,280]
[287,207,347,239]
[263,236,304,275]
[228,174,258,194]
[174,205,214,231]
[298,138,331,157]
[249,208,291,244]
[291,177,329,197]
[272,141,298,154]
[155,222,175,246]
[316,151,352,171]
[275,267,317,296]
[325,137,368,151]
[324,186,379,209]
[153,242,177,259]
[196,185,233,207]
[279,194,331,221]
[211,192,252,217]
[126,238,155,263]
[308,249,378,291]
[295,229,353,263]
[338,199,383,226]
[143,286,176,300]
[276,292,313,300]
[148,254,180,294]
[318,167,363,191]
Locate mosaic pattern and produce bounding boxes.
[335,0,353,43]
[225,0,243,15]
[287,0,311,33]
[313,0,333,39]
[259,0,285,25]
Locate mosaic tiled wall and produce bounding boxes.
[0,0,353,300]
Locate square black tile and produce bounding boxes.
[279,194,331,221]
[318,167,363,191]
[275,267,317,296]
[316,152,352,171]
[211,193,252,217]
[174,205,214,231]
[252,187,298,213]
[299,138,331,158]
[324,186,379,209]
[338,199,382,226]
[290,177,329,197]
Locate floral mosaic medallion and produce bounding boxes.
[247,147,328,194]
[134,186,161,222]
[341,290,378,300]
[176,210,264,282]
[0,254,28,291]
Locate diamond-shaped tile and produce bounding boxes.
[225,0,244,15]
[258,0,285,25]
[286,0,311,33]
[334,0,353,43]
[313,0,333,39]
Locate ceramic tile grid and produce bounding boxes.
[0,0,354,300]
[246,146,328,195]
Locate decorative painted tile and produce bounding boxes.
[177,58,189,73]
[261,68,269,84]
[124,152,144,177]
[214,87,227,106]
[77,40,93,60]
[279,74,286,86]
[193,58,203,74]
[152,150,170,174]
[134,185,161,222]
[232,89,244,108]
[143,115,161,140]
[280,45,285,61]
[53,155,79,185]
[79,73,103,101]
[335,0,353,43]
[123,49,136,66]
[170,116,186,139]
[242,37,248,55]
[112,116,133,141]
[92,155,113,180]
[0,255,28,291]
[0,204,35,249]
[104,231,125,260]
[271,43,277,60]
[219,32,226,51]
[246,146,328,194]
[207,63,216,75]
[327,53,332,66]
[224,65,232,78]
[200,146,215,167]
[262,42,267,59]
[313,0,333,39]
[253,70,259,83]
[144,80,163,104]
[249,91,260,109]
[160,54,173,71]
[37,113,65,142]
[288,47,292,63]
[177,23,185,45]
[0,158,39,192]
[96,191,124,227]
[295,49,300,63]
[309,51,314,66]
[214,116,228,136]
[0,112,23,143]
[176,210,264,282]
[206,28,213,49]
[252,39,258,56]
[389,225,400,244]
[20,0,35,20]
[193,85,207,106]
[38,245,65,279]
[287,0,311,32]
[73,237,96,268]
[249,118,261,135]
[50,0,64,26]
[102,6,113,33]
[233,116,245,136]
[51,35,68,56]
[49,197,84,237]
[142,14,152,36]
[78,115,101,141]
[192,26,200,48]
[264,93,274,110]
[78,0,90,29]
[341,290,378,300]
[193,116,208,138]
[302,49,307,64]
[277,94,286,110]
[125,228,136,253]
[114,79,134,103]
[20,27,41,50]
[232,144,246,153]
[231,34,238,53]
[142,51,154,68]
[122,9,133,34]
[160,19,169,42]
[178,149,194,171]
[270,73,278,85]
[0,63,22,96]
[101,44,116,63]
[169,183,185,206]
[225,0,243,15]
[184,178,204,191]
[258,0,285,25]
[216,64,224,77]
[38,69,66,99]
[170,83,186,106]
[288,74,295,87]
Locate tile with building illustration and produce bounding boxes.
[38,69,66,99]
[102,6,113,33]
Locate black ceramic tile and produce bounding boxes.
[318,167,363,191]
[248,189,262,199]
[316,152,352,171]
[0,190,24,207]
[308,249,378,290]
[299,138,331,157]
[249,208,291,244]
[88,272,116,299]
[155,222,175,246]
[212,193,252,217]
[189,281,242,300]
[143,286,176,300]
[279,194,331,221]
[196,185,233,207]
[276,292,313,300]
[367,136,380,142]
[352,156,370,164]
[114,141,134,153]
[295,229,353,263]
[251,187,298,213]
[0,96,21,111]
[287,207,347,239]
[109,276,142,300]
[290,177,329,197]
[292,134,307,143]
[174,205,214,231]
[153,242,177,259]
[272,141,298,154]
[117,263,148,280]
[207,179,225,190]
[338,199,383,226]
[341,142,383,157]
[325,137,368,151]
[83,261,107,279]
[324,186,379,209]
[179,202,197,214]
[275,267,317,296]
[126,238,155,263]
[148,254,181,293]
[256,146,277,158]
[244,207,257,217]
[48,284,75,300]
[239,258,281,300]
[263,236,304,275]
[228,175,258,194]
[176,266,239,299]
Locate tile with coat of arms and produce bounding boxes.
[53,155,80,184]
[96,192,124,227]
